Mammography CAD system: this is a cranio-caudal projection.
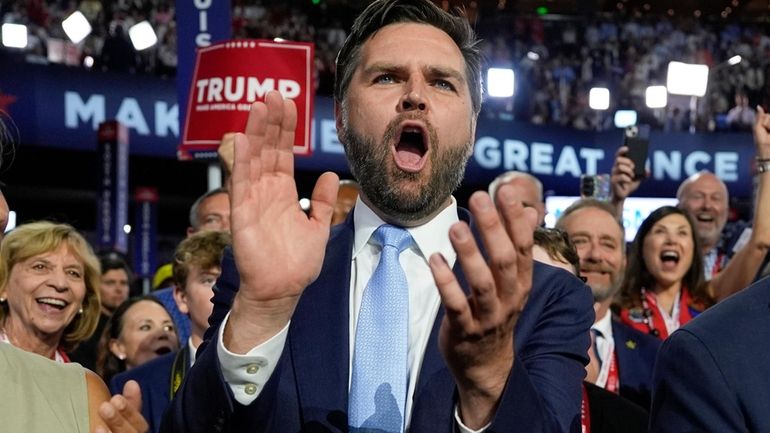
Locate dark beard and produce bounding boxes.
[341,114,472,224]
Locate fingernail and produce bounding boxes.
[477,195,491,210]
[451,225,468,241]
[430,253,448,267]
[114,397,126,411]
[102,405,115,418]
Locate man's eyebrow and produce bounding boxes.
[362,62,402,75]
[361,63,466,84]
[424,65,466,85]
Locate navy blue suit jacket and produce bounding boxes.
[651,277,770,432]
[162,209,593,433]
[111,348,187,433]
[612,319,660,408]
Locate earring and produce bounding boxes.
[0,297,5,303]
[78,307,84,314]
[118,354,126,361]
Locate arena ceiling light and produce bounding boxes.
[1,23,28,48]
[589,87,610,110]
[128,20,157,50]
[645,85,668,108]
[62,11,92,44]
[727,55,742,66]
[666,61,709,97]
[487,68,515,98]
[614,110,637,128]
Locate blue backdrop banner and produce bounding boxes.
[0,55,756,199]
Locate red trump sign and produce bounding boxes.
[180,39,314,159]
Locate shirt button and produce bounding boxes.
[246,364,259,374]
[244,384,258,395]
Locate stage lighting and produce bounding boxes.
[62,11,92,44]
[645,85,668,108]
[2,23,27,48]
[128,21,157,50]
[487,68,515,98]
[589,87,610,110]
[614,110,637,128]
[666,61,709,97]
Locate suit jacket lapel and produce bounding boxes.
[289,221,354,426]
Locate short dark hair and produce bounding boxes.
[189,187,228,229]
[334,0,483,114]
[173,230,231,292]
[533,227,580,276]
[99,252,133,281]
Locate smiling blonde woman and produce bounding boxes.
[0,221,101,362]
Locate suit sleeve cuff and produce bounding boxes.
[216,311,290,405]
[454,405,490,433]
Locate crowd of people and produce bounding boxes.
[3,1,770,131]
[3,1,770,432]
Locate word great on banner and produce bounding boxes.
[180,39,314,159]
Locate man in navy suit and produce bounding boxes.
[163,1,593,432]
[557,199,660,408]
[651,277,770,432]
[112,230,232,433]
[650,106,770,433]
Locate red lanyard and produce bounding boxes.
[581,384,591,433]
[604,352,619,394]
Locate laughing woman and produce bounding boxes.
[0,221,101,361]
[617,206,714,340]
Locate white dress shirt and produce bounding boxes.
[216,197,486,432]
[591,310,614,388]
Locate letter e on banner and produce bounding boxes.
[180,39,314,159]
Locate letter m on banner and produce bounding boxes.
[180,39,314,159]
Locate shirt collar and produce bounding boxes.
[592,308,613,339]
[187,337,197,366]
[352,197,459,262]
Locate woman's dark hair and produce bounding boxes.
[95,295,173,383]
[618,206,712,309]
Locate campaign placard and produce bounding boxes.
[180,39,314,159]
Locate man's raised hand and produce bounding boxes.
[226,91,339,352]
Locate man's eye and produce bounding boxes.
[374,74,395,84]
[434,80,455,91]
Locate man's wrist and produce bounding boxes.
[224,293,298,353]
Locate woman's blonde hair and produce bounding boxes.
[0,221,102,351]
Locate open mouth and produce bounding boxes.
[36,297,69,310]
[154,344,174,356]
[660,250,680,266]
[393,123,428,172]
[696,213,714,223]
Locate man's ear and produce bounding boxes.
[172,284,190,315]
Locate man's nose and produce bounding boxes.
[399,80,428,112]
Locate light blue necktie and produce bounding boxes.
[349,225,412,433]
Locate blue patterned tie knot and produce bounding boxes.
[373,224,413,255]
[349,225,412,433]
